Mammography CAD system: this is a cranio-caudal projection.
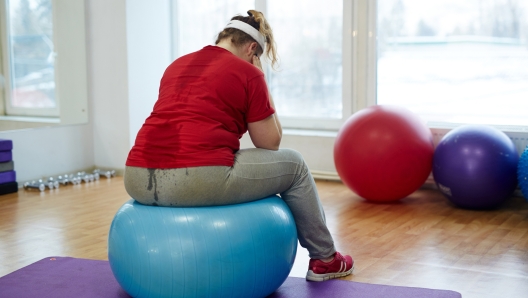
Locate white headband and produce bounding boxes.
[224,20,266,51]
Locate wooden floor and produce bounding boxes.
[1,177,527,298]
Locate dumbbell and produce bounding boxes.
[56,174,81,185]
[83,174,95,183]
[23,181,46,192]
[93,169,116,179]
[71,172,95,183]
[46,177,60,189]
[23,178,59,192]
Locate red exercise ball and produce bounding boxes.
[334,105,434,202]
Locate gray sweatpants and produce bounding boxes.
[124,148,336,259]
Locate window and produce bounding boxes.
[267,0,343,120]
[171,0,349,130]
[0,0,88,127]
[171,1,528,131]
[2,0,57,117]
[171,0,254,58]
[377,0,528,127]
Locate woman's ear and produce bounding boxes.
[248,42,258,56]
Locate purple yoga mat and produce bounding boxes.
[0,257,461,298]
[0,170,15,184]
[0,139,13,151]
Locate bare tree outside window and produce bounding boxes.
[377,0,528,126]
[267,0,343,119]
[173,0,254,57]
[7,0,55,109]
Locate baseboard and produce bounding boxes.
[311,170,341,181]
[19,166,123,188]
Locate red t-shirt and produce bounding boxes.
[126,46,275,168]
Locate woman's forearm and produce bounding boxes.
[268,94,282,137]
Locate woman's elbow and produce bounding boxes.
[256,138,281,151]
[268,142,280,151]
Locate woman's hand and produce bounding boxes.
[248,54,282,150]
[252,55,264,73]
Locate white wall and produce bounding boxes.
[126,0,173,147]
[0,124,93,183]
[87,0,131,170]
[240,132,338,174]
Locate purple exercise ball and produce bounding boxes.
[433,125,518,209]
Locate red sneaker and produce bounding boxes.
[306,252,354,282]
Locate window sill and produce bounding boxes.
[284,123,528,137]
[428,122,528,133]
[0,116,60,131]
[283,128,338,138]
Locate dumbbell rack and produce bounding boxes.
[23,169,116,192]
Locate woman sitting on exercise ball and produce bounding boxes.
[124,9,353,282]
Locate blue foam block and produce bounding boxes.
[0,139,13,151]
[518,146,528,201]
[0,170,16,184]
[0,151,12,163]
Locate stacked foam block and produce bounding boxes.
[0,139,17,195]
[518,146,528,201]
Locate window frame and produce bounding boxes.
[0,0,88,128]
[0,0,8,117]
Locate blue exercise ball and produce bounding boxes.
[108,196,297,298]
[518,146,528,201]
[433,125,518,209]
